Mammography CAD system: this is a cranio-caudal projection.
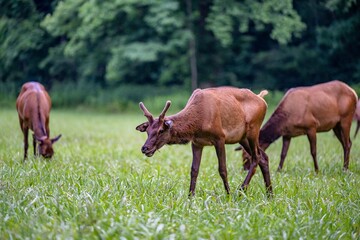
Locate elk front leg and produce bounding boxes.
[239,139,258,192]
[189,143,203,196]
[258,148,273,196]
[32,134,37,156]
[214,140,230,194]
[354,121,360,138]
[278,137,291,171]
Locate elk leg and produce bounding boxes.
[239,139,251,171]
[333,123,351,170]
[258,148,273,196]
[306,129,318,173]
[239,139,258,191]
[46,118,50,137]
[32,134,37,156]
[214,140,230,194]
[22,126,29,161]
[189,143,203,196]
[278,137,291,171]
[354,121,360,138]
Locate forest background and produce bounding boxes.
[1,0,359,112]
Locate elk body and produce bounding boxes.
[354,100,360,138]
[136,87,272,196]
[240,80,357,172]
[16,82,61,160]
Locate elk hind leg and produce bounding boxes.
[306,129,319,173]
[333,121,352,170]
[215,140,230,194]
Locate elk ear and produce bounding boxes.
[136,122,149,132]
[51,134,62,144]
[164,120,173,129]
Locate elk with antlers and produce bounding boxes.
[136,87,272,196]
[16,82,61,160]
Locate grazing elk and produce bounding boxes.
[16,82,61,160]
[239,80,357,172]
[136,87,272,196]
[354,100,360,138]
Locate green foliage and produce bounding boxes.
[0,0,48,83]
[1,110,360,238]
[325,0,358,12]
[0,0,36,19]
[206,0,306,47]
[0,0,359,91]
[0,81,20,107]
[41,0,189,86]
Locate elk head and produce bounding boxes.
[136,101,173,157]
[36,134,62,158]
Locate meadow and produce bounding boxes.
[0,108,359,239]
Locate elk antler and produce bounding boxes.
[139,102,154,123]
[159,101,171,120]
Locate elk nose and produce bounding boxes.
[141,146,148,153]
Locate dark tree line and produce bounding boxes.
[0,0,359,94]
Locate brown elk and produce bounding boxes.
[354,100,360,138]
[239,80,357,172]
[16,82,61,160]
[136,87,272,196]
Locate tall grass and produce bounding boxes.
[1,109,359,239]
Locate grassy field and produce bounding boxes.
[1,108,359,239]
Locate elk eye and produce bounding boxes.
[159,129,165,134]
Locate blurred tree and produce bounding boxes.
[41,0,306,89]
[245,0,360,90]
[1,0,358,94]
[41,0,190,87]
[0,0,51,85]
[194,0,306,88]
[317,0,360,82]
[206,0,305,46]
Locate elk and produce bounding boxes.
[239,80,357,172]
[136,87,272,196]
[16,82,61,160]
[354,100,360,138]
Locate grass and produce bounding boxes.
[1,108,359,239]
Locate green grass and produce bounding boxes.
[1,109,359,239]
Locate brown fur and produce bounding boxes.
[136,87,272,196]
[240,80,358,172]
[16,82,61,160]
